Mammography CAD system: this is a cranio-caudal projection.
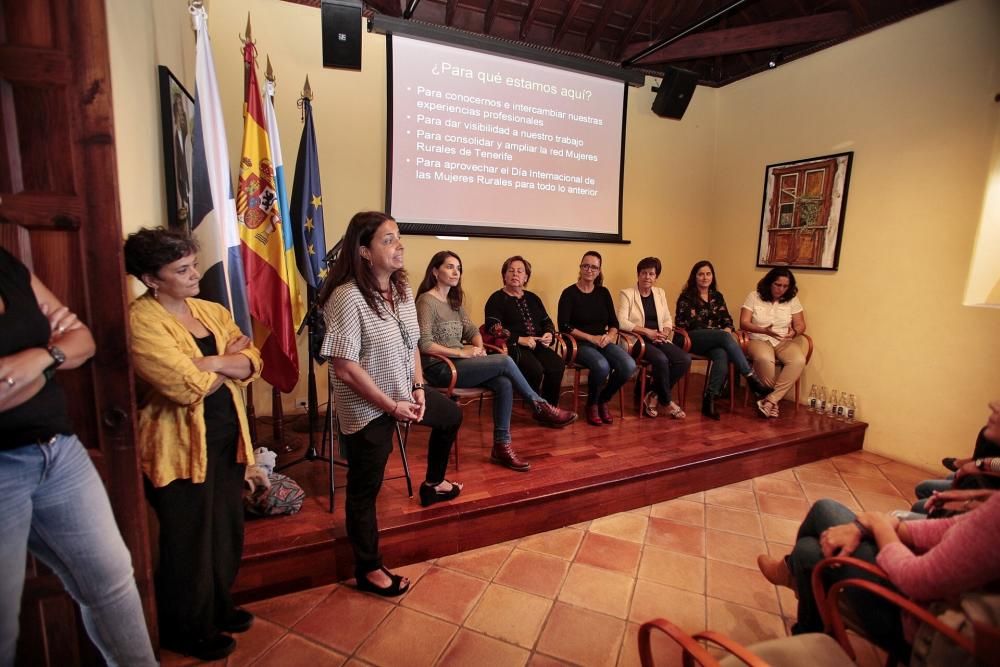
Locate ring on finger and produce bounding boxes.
[4,376,14,388]
[57,325,67,334]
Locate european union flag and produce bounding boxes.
[289,95,328,290]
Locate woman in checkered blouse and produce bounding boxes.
[319,212,463,597]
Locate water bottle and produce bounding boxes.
[838,392,849,420]
[818,386,828,415]
[847,394,856,422]
[808,384,818,412]
[828,388,838,417]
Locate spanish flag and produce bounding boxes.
[236,30,298,393]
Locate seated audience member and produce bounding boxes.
[739,267,808,419]
[124,228,262,660]
[416,251,576,473]
[484,255,566,406]
[0,248,157,667]
[675,260,770,420]
[617,257,691,418]
[558,251,636,426]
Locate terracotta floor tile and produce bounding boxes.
[535,602,626,667]
[629,504,652,515]
[704,487,757,512]
[794,467,847,488]
[753,476,805,499]
[800,483,860,511]
[589,512,649,543]
[644,517,705,557]
[517,528,584,560]
[436,543,513,580]
[629,579,706,631]
[854,491,910,513]
[494,548,570,598]
[251,633,347,667]
[575,531,642,575]
[721,479,753,491]
[854,451,892,465]
[678,491,705,502]
[650,498,705,526]
[760,514,800,545]
[617,622,644,667]
[879,460,936,480]
[761,468,797,480]
[160,650,210,667]
[394,560,433,585]
[705,505,763,538]
[705,530,766,570]
[245,584,336,629]
[437,628,530,666]
[226,617,286,665]
[343,659,374,666]
[766,542,793,559]
[292,586,394,654]
[705,598,787,647]
[795,459,838,474]
[625,621,686,667]
[401,566,488,624]
[756,493,810,522]
[356,607,457,667]
[526,653,574,666]
[464,584,552,649]
[637,545,705,594]
[706,559,780,614]
[840,473,903,497]
[776,583,798,620]
[557,562,634,619]
[830,456,886,479]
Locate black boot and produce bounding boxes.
[745,372,771,398]
[701,393,720,420]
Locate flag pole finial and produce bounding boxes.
[298,76,313,122]
[266,55,275,83]
[241,13,253,45]
[303,76,313,101]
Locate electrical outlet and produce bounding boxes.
[297,400,307,409]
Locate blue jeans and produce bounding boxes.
[912,475,953,513]
[575,343,637,405]
[430,355,543,444]
[0,435,156,667]
[687,329,752,396]
[788,499,908,658]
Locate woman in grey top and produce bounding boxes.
[416,251,577,473]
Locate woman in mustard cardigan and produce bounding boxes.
[124,228,262,662]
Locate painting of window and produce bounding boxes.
[756,152,853,270]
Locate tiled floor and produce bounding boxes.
[163,450,932,666]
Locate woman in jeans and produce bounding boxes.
[416,251,576,473]
[674,260,770,420]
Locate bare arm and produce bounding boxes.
[791,311,806,336]
[332,357,420,422]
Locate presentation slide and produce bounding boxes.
[388,35,627,240]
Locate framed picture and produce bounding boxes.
[756,151,853,271]
[158,65,194,232]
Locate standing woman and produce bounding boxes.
[125,228,261,661]
[558,251,636,426]
[675,261,770,420]
[417,251,576,473]
[319,212,463,598]
[617,257,691,418]
[483,255,565,406]
[740,267,807,419]
[0,248,156,666]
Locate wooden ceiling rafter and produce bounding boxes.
[553,0,585,46]
[612,0,656,59]
[519,0,543,39]
[483,0,501,33]
[444,0,457,25]
[584,1,617,54]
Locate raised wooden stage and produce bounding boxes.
[235,388,866,602]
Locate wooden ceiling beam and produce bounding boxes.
[444,0,457,25]
[613,0,656,59]
[553,0,584,47]
[583,1,616,54]
[624,11,854,64]
[364,0,404,17]
[484,0,501,34]
[519,0,542,39]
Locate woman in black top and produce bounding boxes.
[0,248,156,666]
[674,260,769,419]
[558,251,636,426]
[484,255,566,406]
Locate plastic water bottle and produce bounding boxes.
[838,392,849,420]
[828,388,839,417]
[818,386,828,415]
[808,384,818,412]
[846,394,857,422]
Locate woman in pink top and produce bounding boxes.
[758,492,1000,658]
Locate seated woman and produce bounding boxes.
[739,267,807,419]
[674,260,769,420]
[617,257,691,419]
[484,255,565,406]
[416,251,576,473]
[124,228,262,661]
[558,251,636,426]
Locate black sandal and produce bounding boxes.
[356,567,409,597]
[419,480,462,507]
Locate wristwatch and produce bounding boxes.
[976,459,986,470]
[412,383,425,392]
[43,345,66,381]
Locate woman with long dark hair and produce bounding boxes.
[674,260,770,420]
[318,212,463,597]
[416,251,576,473]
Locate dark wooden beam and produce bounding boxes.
[624,11,853,64]
[444,0,457,25]
[366,0,404,16]
[483,0,501,34]
[553,0,584,46]
[613,0,656,60]
[519,0,542,39]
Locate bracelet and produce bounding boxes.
[852,519,871,539]
[412,383,424,392]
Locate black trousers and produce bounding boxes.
[513,345,566,406]
[146,426,245,642]
[640,341,691,405]
[342,389,461,574]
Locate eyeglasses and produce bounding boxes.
[579,264,600,271]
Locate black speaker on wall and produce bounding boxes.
[321,0,363,70]
[651,67,699,119]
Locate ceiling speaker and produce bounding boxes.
[322,0,363,71]
[651,67,699,119]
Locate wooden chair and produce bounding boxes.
[556,333,627,419]
[673,327,738,414]
[628,329,692,419]
[739,332,814,411]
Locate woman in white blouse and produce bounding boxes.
[739,268,807,418]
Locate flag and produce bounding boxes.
[236,31,298,393]
[263,75,305,329]
[189,6,251,335]
[289,92,329,290]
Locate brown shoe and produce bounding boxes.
[586,404,603,426]
[597,402,613,424]
[757,554,797,594]
[533,401,578,428]
[491,442,531,472]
